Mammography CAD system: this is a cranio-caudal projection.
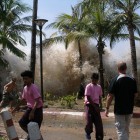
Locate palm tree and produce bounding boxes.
[30,0,38,82]
[47,0,114,99]
[67,0,114,97]
[0,0,32,66]
[47,6,88,78]
[110,0,140,81]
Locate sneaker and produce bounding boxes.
[85,134,91,140]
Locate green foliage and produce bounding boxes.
[0,136,6,140]
[60,94,77,109]
[0,0,33,66]
[44,92,59,108]
[44,92,57,101]
[43,92,78,109]
[47,101,54,106]
[44,92,51,101]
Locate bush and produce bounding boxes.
[60,95,77,109]
[0,136,6,140]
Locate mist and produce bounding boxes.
[1,41,140,96]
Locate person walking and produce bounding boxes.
[13,70,43,140]
[105,61,137,140]
[84,73,104,140]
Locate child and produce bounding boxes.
[13,70,43,140]
[0,77,17,111]
[84,73,104,140]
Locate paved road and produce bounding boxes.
[1,109,140,140]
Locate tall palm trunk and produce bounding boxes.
[127,23,137,81]
[98,53,104,96]
[30,0,38,82]
[78,41,83,75]
[127,22,140,105]
[77,40,85,99]
[97,40,105,109]
[97,41,105,97]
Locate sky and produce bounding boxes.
[21,0,79,53]
[21,0,139,59]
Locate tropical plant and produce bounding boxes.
[46,6,88,79]
[109,0,140,81]
[66,0,115,97]
[46,1,112,100]
[0,0,32,66]
[60,95,77,109]
[0,137,5,140]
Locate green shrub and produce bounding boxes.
[60,95,77,109]
[44,92,58,101]
[0,136,6,140]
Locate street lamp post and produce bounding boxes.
[34,19,48,101]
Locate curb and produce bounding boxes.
[43,110,115,118]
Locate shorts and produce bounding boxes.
[19,107,43,128]
[1,91,18,107]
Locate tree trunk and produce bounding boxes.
[97,40,105,110]
[78,41,83,75]
[128,23,140,105]
[127,24,137,81]
[98,53,104,96]
[97,41,105,97]
[30,0,38,82]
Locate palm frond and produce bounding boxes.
[0,36,26,59]
[44,36,65,47]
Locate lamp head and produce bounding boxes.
[34,19,48,27]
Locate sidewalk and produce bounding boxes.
[43,108,140,118]
[41,109,140,140]
[44,110,115,118]
[1,107,140,140]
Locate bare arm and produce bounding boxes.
[86,95,99,112]
[105,93,114,117]
[86,95,94,106]
[29,98,40,120]
[32,98,39,112]
[12,98,26,112]
[4,82,12,91]
[4,82,16,92]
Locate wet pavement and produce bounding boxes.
[0,107,140,140]
[41,109,140,140]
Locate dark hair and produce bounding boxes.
[21,70,33,78]
[91,73,99,80]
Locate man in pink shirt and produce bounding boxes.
[84,73,104,140]
[15,70,43,140]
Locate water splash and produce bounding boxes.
[35,42,99,96]
[1,41,140,96]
